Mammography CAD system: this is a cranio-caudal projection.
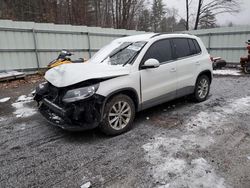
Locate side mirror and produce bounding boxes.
[141,59,160,69]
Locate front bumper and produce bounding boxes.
[38,97,103,131]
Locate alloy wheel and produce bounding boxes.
[108,101,132,130]
[197,78,209,99]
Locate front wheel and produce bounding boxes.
[193,75,210,102]
[100,94,135,135]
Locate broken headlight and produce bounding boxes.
[35,82,49,94]
[62,84,99,103]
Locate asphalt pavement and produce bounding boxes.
[0,75,250,188]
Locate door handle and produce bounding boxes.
[195,61,200,65]
[170,68,176,72]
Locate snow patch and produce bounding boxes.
[15,123,26,131]
[169,158,226,188]
[247,156,250,160]
[213,69,241,76]
[142,96,250,187]
[80,181,91,188]
[31,90,36,95]
[186,96,250,131]
[228,96,250,113]
[12,95,36,118]
[186,111,224,130]
[0,97,10,103]
[0,117,7,122]
[143,136,225,188]
[16,95,33,102]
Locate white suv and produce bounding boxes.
[34,33,212,135]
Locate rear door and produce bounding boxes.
[171,38,201,97]
[140,39,177,109]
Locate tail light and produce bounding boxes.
[210,55,213,62]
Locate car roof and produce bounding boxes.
[114,33,198,43]
[113,33,157,43]
[154,33,198,40]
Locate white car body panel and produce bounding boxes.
[176,55,199,90]
[96,71,140,101]
[140,62,177,105]
[45,63,130,88]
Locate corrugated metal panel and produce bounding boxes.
[0,19,146,71]
[188,26,250,63]
[0,31,34,49]
[0,52,37,70]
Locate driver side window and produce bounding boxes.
[142,39,173,64]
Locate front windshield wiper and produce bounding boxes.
[100,42,132,63]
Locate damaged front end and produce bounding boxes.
[34,81,105,131]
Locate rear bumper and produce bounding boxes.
[38,98,100,131]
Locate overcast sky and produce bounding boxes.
[163,0,250,26]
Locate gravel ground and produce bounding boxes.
[0,75,250,188]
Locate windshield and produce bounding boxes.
[89,41,147,65]
[108,41,146,65]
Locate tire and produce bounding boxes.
[193,75,210,102]
[100,94,135,136]
[244,66,250,74]
[212,62,217,70]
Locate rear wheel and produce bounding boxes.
[100,94,135,135]
[243,66,250,74]
[193,75,210,102]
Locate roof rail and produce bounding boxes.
[150,33,161,38]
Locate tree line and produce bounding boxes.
[0,0,240,32]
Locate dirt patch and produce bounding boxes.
[0,74,44,89]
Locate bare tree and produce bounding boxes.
[194,0,240,30]
[186,0,189,30]
[0,0,146,30]
[199,10,217,29]
[185,0,193,30]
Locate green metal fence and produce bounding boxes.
[187,26,250,64]
[0,20,145,71]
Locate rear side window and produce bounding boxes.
[193,39,201,54]
[172,38,190,58]
[172,38,201,59]
[188,39,197,55]
[142,39,173,64]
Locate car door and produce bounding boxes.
[171,38,198,97]
[140,39,177,110]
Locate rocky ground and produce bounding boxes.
[0,73,250,188]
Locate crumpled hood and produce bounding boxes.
[45,63,130,88]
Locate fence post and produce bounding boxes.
[87,32,91,59]
[32,29,40,69]
[208,33,211,53]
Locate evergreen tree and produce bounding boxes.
[138,9,151,31]
[151,0,166,32]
